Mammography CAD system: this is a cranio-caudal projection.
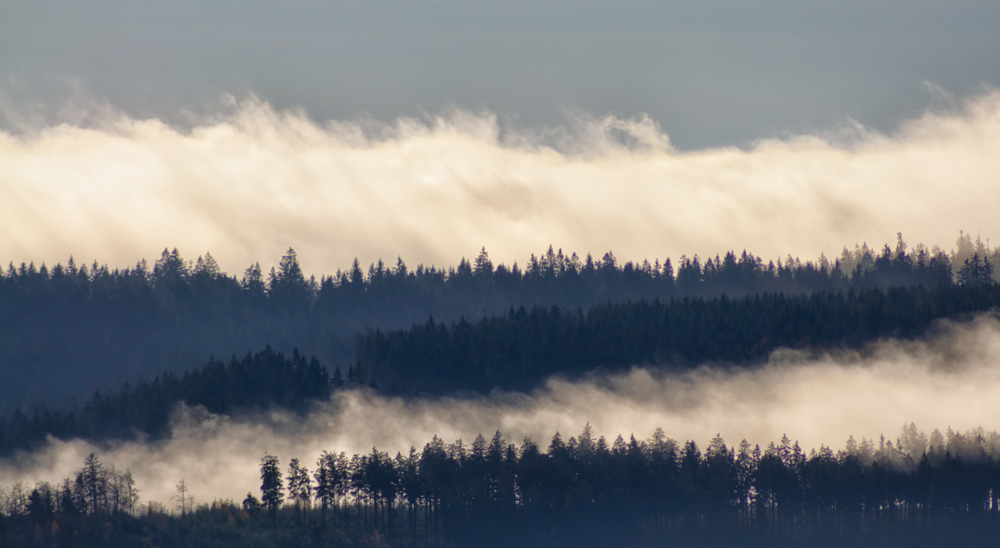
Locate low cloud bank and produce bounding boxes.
[2,90,1000,275]
[2,313,1000,506]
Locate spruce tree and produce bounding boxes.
[260,454,283,526]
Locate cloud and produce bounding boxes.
[2,313,1000,507]
[2,90,1000,276]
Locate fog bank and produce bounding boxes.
[2,313,1000,506]
[2,90,1000,275]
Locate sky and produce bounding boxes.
[2,1,1000,276]
[2,1,1000,274]
[2,0,999,150]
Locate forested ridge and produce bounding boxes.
[4,425,1000,547]
[0,348,332,457]
[0,231,994,406]
[358,281,1000,393]
[4,272,1000,456]
[2,235,1000,454]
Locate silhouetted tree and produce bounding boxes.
[958,253,994,286]
[260,454,283,526]
[287,458,312,522]
[173,479,191,516]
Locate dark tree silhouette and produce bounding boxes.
[958,253,994,285]
[0,234,983,408]
[259,454,283,526]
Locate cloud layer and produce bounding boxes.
[2,91,1000,276]
[3,314,1000,507]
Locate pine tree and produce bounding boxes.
[314,452,336,528]
[473,247,494,279]
[76,453,105,515]
[958,253,994,285]
[287,458,312,521]
[260,454,283,526]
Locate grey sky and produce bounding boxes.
[2,1,998,149]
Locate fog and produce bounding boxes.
[2,89,1000,276]
[2,313,999,507]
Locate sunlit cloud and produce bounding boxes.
[2,90,999,275]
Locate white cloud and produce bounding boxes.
[1,90,999,275]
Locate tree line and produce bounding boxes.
[356,282,1000,394]
[3,425,1000,547]
[0,453,141,546]
[0,232,993,407]
[0,348,331,457]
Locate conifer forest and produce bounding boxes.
[1,233,1000,547]
[7,2,1000,544]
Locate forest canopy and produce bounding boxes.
[1,232,1000,546]
[2,232,1000,455]
[0,231,995,407]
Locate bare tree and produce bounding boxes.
[172,480,191,516]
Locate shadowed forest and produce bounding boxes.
[1,232,1000,546]
[0,232,995,407]
[6,279,1000,459]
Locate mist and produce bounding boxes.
[2,312,999,508]
[2,89,1000,276]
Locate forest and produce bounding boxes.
[2,424,1000,547]
[1,232,999,546]
[355,282,1000,393]
[2,257,1000,456]
[0,348,331,456]
[0,231,993,408]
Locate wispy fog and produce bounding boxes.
[2,313,999,507]
[2,90,1000,276]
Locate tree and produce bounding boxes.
[59,478,79,517]
[260,454,283,526]
[153,248,188,288]
[242,492,262,517]
[75,453,106,515]
[270,248,308,293]
[287,458,312,521]
[241,262,266,295]
[314,452,336,528]
[958,253,993,285]
[474,247,494,279]
[126,470,141,516]
[173,479,191,516]
[193,252,221,278]
[27,484,54,524]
